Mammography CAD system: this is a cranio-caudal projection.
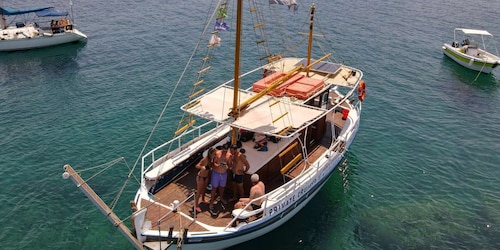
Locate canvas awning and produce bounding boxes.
[181,85,327,137]
[456,28,493,37]
[36,8,68,17]
[0,6,52,16]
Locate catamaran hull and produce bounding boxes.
[0,29,87,51]
[442,44,500,74]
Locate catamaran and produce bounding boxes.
[63,1,366,249]
[0,5,86,51]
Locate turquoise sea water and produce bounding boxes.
[1,0,500,249]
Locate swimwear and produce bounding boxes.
[210,171,227,188]
[197,175,208,181]
[232,174,244,184]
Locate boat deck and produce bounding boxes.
[140,93,349,236]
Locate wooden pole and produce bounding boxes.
[63,165,144,249]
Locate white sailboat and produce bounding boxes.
[0,3,87,52]
[63,1,366,249]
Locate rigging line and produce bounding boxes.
[313,12,343,64]
[110,159,139,209]
[129,0,222,175]
[77,157,124,173]
[177,0,227,128]
[81,160,119,185]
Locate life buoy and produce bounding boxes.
[357,80,366,102]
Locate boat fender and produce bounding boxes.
[263,68,268,78]
[357,80,366,102]
[469,58,474,66]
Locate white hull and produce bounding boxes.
[443,44,500,73]
[0,27,87,51]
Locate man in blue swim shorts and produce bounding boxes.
[209,143,231,210]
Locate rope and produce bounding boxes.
[77,157,124,184]
[472,62,487,83]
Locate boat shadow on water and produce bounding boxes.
[441,56,499,91]
[0,42,85,83]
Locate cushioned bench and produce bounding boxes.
[285,77,324,100]
[252,72,304,97]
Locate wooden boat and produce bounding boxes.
[442,28,500,74]
[0,5,86,51]
[63,1,366,249]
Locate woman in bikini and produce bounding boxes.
[194,148,216,213]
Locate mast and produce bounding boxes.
[306,4,315,77]
[230,0,243,145]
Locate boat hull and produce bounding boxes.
[442,44,500,74]
[0,28,87,51]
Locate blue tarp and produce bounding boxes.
[35,8,68,17]
[0,6,52,16]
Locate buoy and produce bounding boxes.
[357,80,366,102]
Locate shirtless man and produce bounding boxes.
[209,143,232,210]
[234,174,265,210]
[229,145,250,201]
[194,148,215,213]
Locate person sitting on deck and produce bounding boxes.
[253,132,268,152]
[194,148,216,213]
[229,145,250,202]
[234,174,265,210]
[209,143,232,211]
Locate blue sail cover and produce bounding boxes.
[0,6,52,16]
[36,8,68,17]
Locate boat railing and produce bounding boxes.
[224,166,322,230]
[141,120,221,175]
[224,194,270,231]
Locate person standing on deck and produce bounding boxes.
[209,143,232,210]
[194,148,216,213]
[229,145,250,202]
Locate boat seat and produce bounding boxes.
[466,47,478,56]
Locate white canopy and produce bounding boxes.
[181,85,327,137]
[455,28,493,37]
